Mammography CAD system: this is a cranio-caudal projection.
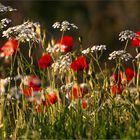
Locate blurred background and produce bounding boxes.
[1,0,140,76]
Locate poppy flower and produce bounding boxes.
[111,84,123,94]
[35,105,41,113]
[55,36,73,53]
[70,56,89,71]
[82,99,88,109]
[0,40,18,57]
[112,73,122,84]
[131,31,140,47]
[23,86,32,97]
[70,84,79,100]
[38,54,53,69]
[28,75,41,90]
[125,68,135,82]
[47,92,57,104]
[70,83,88,100]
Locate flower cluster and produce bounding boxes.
[54,36,74,53]
[38,53,53,69]
[108,50,132,61]
[52,21,78,31]
[119,30,136,41]
[21,75,43,104]
[0,18,11,29]
[52,53,72,73]
[46,36,74,53]
[111,68,136,94]
[0,3,16,13]
[82,45,106,55]
[60,82,74,93]
[3,21,40,43]
[70,55,89,71]
[0,39,18,58]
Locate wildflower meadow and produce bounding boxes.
[0,3,140,139]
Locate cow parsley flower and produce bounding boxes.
[46,45,60,54]
[52,20,78,31]
[2,21,40,43]
[91,45,106,52]
[0,18,11,29]
[108,50,132,61]
[52,22,60,29]
[0,3,17,13]
[52,53,72,73]
[82,45,106,55]
[119,30,136,41]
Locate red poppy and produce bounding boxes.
[70,84,79,100]
[125,68,135,82]
[38,54,53,69]
[22,75,41,98]
[0,40,18,57]
[55,36,73,53]
[70,83,88,100]
[23,86,32,97]
[35,105,41,113]
[131,31,140,47]
[43,100,50,106]
[112,73,122,84]
[47,92,57,104]
[28,75,41,90]
[82,99,88,109]
[70,56,89,71]
[111,84,123,94]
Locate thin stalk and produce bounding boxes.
[124,39,129,51]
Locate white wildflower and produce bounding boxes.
[0,3,17,13]
[82,45,106,55]
[91,45,106,52]
[52,53,72,73]
[9,87,22,99]
[46,44,61,54]
[52,22,60,29]
[0,18,11,29]
[2,21,40,43]
[119,30,136,41]
[108,50,132,61]
[52,20,78,31]
[82,48,90,54]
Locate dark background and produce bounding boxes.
[0,0,140,76]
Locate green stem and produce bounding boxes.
[124,39,129,51]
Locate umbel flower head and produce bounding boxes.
[108,50,132,61]
[119,30,136,41]
[82,45,106,55]
[3,21,40,43]
[0,18,11,29]
[52,20,78,31]
[0,3,17,13]
[70,55,89,71]
[38,53,53,69]
[54,36,74,53]
[0,39,18,58]
[52,53,72,73]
